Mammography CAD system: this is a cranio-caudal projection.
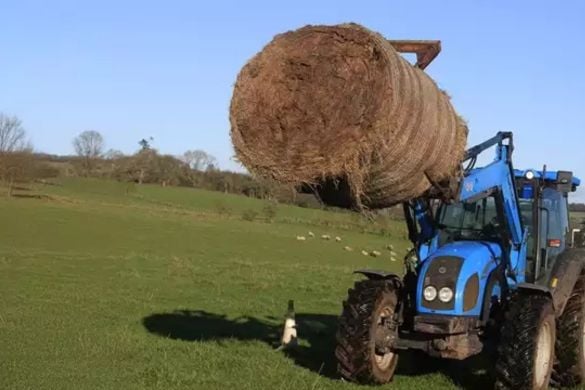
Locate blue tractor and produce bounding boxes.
[335,132,584,389]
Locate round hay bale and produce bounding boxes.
[230,23,468,209]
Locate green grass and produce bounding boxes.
[571,211,585,228]
[0,179,486,389]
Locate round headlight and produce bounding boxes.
[525,170,535,180]
[423,286,437,301]
[439,287,454,303]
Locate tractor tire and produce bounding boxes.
[494,293,556,390]
[553,272,585,387]
[335,279,399,384]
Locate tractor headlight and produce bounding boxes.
[525,170,535,180]
[423,286,437,301]
[439,287,454,303]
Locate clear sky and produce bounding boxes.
[2,0,584,200]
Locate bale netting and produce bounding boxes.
[230,23,468,210]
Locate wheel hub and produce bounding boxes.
[534,321,553,388]
[373,306,397,369]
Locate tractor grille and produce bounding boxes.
[421,256,463,311]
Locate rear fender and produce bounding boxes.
[516,283,553,298]
[516,248,585,316]
[549,248,585,316]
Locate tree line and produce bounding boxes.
[67,129,285,200]
[3,111,583,211]
[0,113,307,204]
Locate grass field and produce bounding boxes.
[571,211,585,228]
[0,179,489,389]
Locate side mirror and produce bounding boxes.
[557,171,574,193]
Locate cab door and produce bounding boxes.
[536,188,570,282]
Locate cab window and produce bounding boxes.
[540,188,569,259]
[438,196,499,245]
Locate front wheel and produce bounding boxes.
[335,279,400,384]
[495,293,556,390]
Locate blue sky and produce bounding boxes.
[1,0,584,200]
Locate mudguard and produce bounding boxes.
[549,248,585,316]
[518,249,585,316]
[354,269,403,286]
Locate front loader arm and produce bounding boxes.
[459,150,524,248]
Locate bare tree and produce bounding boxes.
[73,130,104,172]
[182,150,218,171]
[0,113,34,195]
[0,114,28,152]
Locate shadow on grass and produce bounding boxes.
[143,310,338,377]
[142,310,493,389]
[11,193,49,199]
[11,186,32,191]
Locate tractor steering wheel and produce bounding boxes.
[481,217,501,239]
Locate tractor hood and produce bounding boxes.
[416,241,502,316]
[426,240,502,263]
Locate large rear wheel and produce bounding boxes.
[554,272,585,387]
[495,293,555,390]
[335,279,400,384]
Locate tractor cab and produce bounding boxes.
[431,168,581,287]
[514,170,580,283]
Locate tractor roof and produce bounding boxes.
[514,169,581,187]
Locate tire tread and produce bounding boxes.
[494,293,555,390]
[335,279,398,384]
